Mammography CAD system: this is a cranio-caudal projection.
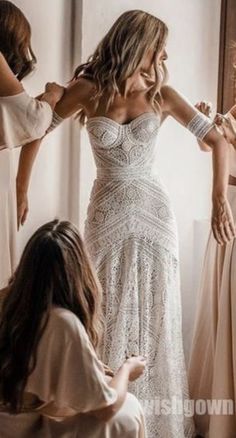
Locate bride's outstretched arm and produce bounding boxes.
[16,78,92,227]
[161,85,236,245]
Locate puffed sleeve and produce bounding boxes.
[25,308,117,415]
[0,91,53,150]
[186,112,214,140]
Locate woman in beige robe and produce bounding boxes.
[189,102,236,438]
[0,1,64,289]
[0,220,146,438]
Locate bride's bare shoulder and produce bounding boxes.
[55,76,97,117]
[161,85,178,103]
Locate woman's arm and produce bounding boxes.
[37,353,146,422]
[89,356,146,422]
[0,52,64,106]
[161,85,235,244]
[16,139,41,228]
[16,85,66,229]
[39,82,65,110]
[0,52,64,228]
[16,78,94,227]
[195,102,236,150]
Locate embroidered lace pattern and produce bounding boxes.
[84,112,195,437]
[187,113,214,140]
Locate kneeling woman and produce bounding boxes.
[0,220,146,438]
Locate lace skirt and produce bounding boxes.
[84,175,195,438]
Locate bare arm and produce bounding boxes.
[161,85,235,244]
[87,356,146,422]
[0,52,65,228]
[194,102,236,151]
[90,362,131,421]
[16,84,67,228]
[16,140,41,228]
[16,78,94,227]
[37,356,146,422]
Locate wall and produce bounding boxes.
[79,0,221,358]
[13,0,74,251]
[11,0,221,359]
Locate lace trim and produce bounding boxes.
[187,113,214,140]
[46,111,64,134]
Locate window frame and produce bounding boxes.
[218,0,236,113]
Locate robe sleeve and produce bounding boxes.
[25,308,117,415]
[0,91,53,150]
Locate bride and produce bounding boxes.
[17,10,234,437]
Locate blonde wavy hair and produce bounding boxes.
[73,10,168,124]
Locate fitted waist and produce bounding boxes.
[96,167,152,180]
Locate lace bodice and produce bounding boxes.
[86,112,160,179]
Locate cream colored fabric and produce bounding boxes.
[0,91,52,150]
[225,112,236,178]
[0,91,53,289]
[26,307,118,412]
[0,307,146,438]
[84,114,195,437]
[188,186,236,437]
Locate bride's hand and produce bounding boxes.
[211,195,236,244]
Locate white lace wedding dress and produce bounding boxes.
[80,109,213,437]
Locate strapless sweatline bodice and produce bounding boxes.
[86,112,161,180]
[87,111,160,127]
